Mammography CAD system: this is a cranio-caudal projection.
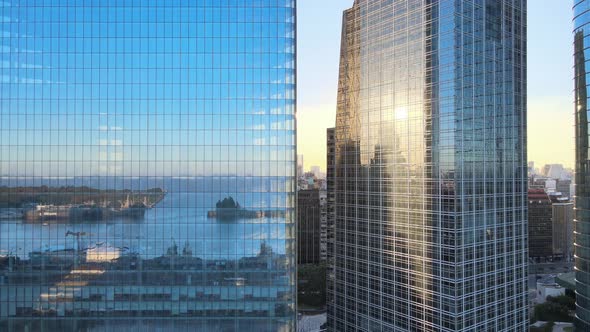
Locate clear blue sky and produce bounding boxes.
[298,0,574,171]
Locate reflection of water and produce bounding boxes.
[0,194,287,260]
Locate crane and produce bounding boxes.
[66,231,92,267]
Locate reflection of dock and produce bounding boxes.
[207,209,286,220]
[0,187,167,223]
[0,241,293,325]
[0,209,23,220]
[24,204,146,223]
[0,186,166,209]
[207,197,286,220]
[207,208,264,219]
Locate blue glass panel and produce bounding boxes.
[0,1,296,331]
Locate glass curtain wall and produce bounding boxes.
[574,0,590,329]
[329,1,528,331]
[0,1,296,331]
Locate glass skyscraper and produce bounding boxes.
[574,0,590,329]
[0,1,296,331]
[328,1,528,331]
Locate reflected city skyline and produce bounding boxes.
[328,1,528,331]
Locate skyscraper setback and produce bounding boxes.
[328,1,528,331]
[0,1,296,331]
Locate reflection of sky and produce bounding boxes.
[0,3,296,327]
[0,2,296,177]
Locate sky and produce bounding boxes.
[297,0,574,172]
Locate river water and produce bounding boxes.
[0,192,288,261]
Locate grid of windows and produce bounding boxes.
[297,189,322,265]
[574,0,590,329]
[328,1,528,331]
[0,1,296,331]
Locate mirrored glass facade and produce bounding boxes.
[0,1,296,331]
[328,1,527,331]
[574,0,590,329]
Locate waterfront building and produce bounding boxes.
[0,1,296,331]
[328,1,528,331]
[574,1,590,328]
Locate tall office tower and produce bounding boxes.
[298,155,305,177]
[541,164,570,181]
[329,1,527,331]
[528,189,553,259]
[552,200,574,260]
[326,127,336,306]
[297,189,322,265]
[0,1,296,331]
[574,1,590,329]
[556,179,572,199]
[320,190,328,262]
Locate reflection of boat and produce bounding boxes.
[86,243,122,263]
[224,277,246,286]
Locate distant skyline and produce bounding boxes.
[297,0,351,172]
[298,0,574,171]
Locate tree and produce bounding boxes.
[547,295,575,311]
[534,301,573,322]
[217,196,240,209]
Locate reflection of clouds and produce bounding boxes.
[1,45,39,53]
[0,74,62,84]
[19,63,44,69]
[1,61,44,69]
